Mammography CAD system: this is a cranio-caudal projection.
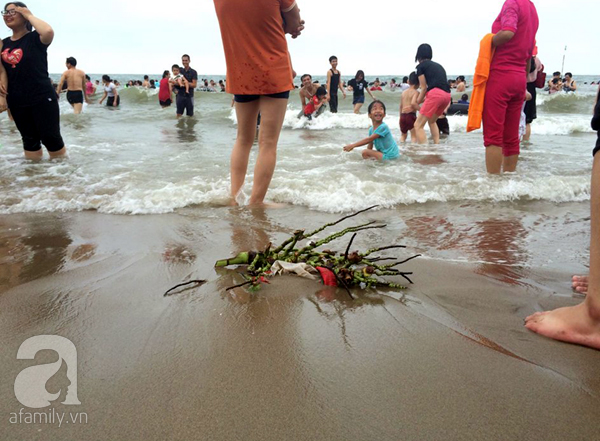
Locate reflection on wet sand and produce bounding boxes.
[404,214,530,286]
[473,218,529,285]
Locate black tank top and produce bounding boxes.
[330,69,340,94]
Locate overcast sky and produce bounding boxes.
[7,0,598,76]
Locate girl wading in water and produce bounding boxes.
[1,2,66,159]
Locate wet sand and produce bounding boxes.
[1,208,599,440]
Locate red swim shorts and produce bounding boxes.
[483,71,527,157]
[420,88,451,119]
[400,112,417,134]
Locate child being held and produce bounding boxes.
[170,64,189,94]
[399,72,420,143]
[343,100,400,161]
[303,86,328,119]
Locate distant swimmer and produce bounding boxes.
[343,100,400,161]
[142,75,150,88]
[563,72,577,92]
[326,55,346,113]
[85,74,96,98]
[456,76,466,92]
[547,71,562,91]
[348,70,375,114]
[388,78,398,91]
[57,57,90,114]
[298,73,318,114]
[400,76,410,91]
[158,70,173,108]
[99,75,120,107]
[399,72,420,143]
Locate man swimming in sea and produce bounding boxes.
[299,74,319,114]
[57,57,89,114]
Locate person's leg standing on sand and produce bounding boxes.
[214,0,304,205]
[525,88,600,350]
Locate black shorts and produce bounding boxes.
[10,97,64,152]
[436,117,450,135]
[176,95,194,116]
[159,99,172,107]
[524,82,537,124]
[67,90,84,105]
[329,93,338,113]
[107,96,120,107]
[234,90,290,103]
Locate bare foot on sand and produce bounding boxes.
[572,275,589,295]
[525,302,600,350]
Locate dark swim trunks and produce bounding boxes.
[400,112,417,134]
[234,91,290,103]
[67,90,84,105]
[159,99,172,107]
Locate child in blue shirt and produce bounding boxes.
[343,100,400,160]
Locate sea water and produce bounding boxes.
[0,74,597,279]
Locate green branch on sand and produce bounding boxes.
[168,206,419,297]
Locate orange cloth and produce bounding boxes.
[467,34,496,132]
[214,0,296,95]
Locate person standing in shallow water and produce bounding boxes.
[213,0,304,206]
[413,43,452,145]
[326,55,345,113]
[176,54,198,117]
[1,2,66,159]
[57,56,90,114]
[525,87,600,350]
[482,0,538,174]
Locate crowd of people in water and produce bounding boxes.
[1,1,600,350]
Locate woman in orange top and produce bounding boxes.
[214,0,304,205]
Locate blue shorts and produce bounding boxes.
[352,95,365,105]
[382,149,400,161]
[234,91,290,103]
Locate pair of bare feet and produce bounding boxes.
[525,275,600,350]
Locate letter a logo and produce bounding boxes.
[14,335,81,408]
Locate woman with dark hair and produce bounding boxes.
[158,70,172,108]
[98,74,119,107]
[413,43,452,144]
[482,0,539,174]
[1,2,66,159]
[347,70,375,114]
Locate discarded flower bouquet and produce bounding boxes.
[216,205,420,297]
[164,206,419,298]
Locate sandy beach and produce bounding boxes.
[1,206,599,440]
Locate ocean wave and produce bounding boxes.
[537,91,597,114]
[0,159,590,214]
[448,114,593,135]
[116,86,159,103]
